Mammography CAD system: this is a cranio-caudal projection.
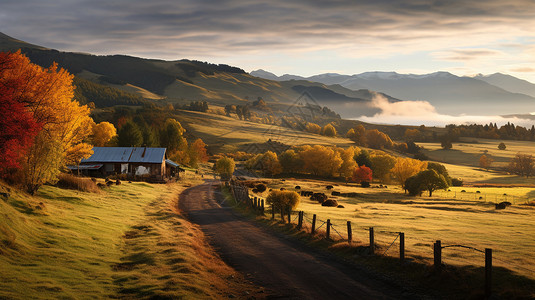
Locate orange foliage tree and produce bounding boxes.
[2,51,93,193]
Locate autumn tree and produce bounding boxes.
[279,149,303,174]
[509,153,534,177]
[301,145,343,177]
[348,125,367,146]
[305,122,322,134]
[479,154,494,170]
[321,123,337,137]
[404,129,421,141]
[215,156,235,180]
[2,51,93,193]
[391,157,427,190]
[352,165,372,187]
[338,147,358,180]
[92,121,117,147]
[188,138,209,168]
[366,129,393,149]
[246,151,282,176]
[369,151,396,182]
[0,52,41,173]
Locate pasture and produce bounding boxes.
[252,178,535,282]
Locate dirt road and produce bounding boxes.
[179,180,409,299]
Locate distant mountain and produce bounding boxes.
[0,32,397,117]
[252,70,535,115]
[474,73,535,98]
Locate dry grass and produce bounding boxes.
[56,173,100,193]
[0,179,256,299]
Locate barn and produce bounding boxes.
[69,147,182,181]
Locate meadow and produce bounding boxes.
[255,178,535,284]
[0,180,253,299]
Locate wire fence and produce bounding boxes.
[226,182,535,287]
[434,189,534,205]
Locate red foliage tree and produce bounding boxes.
[352,165,373,186]
[0,52,41,173]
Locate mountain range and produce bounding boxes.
[251,70,535,116]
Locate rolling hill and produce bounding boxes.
[0,32,397,118]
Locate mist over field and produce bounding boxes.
[356,94,535,127]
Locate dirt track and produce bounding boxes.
[179,180,409,299]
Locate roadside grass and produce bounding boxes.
[0,179,253,299]
[237,177,535,298]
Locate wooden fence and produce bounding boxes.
[227,181,503,298]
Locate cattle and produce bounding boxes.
[322,199,338,207]
[495,202,512,209]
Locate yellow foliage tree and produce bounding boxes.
[391,157,428,190]
[260,151,282,176]
[92,121,117,147]
[479,154,494,171]
[338,147,358,180]
[305,122,322,134]
[301,145,342,177]
[370,151,397,183]
[321,123,337,137]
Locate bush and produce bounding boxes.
[451,178,463,186]
[321,199,338,207]
[255,183,267,193]
[326,185,333,190]
[56,173,100,193]
[266,190,300,210]
[310,192,328,203]
[360,182,370,188]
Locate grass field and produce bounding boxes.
[0,179,254,299]
[173,109,354,153]
[252,178,535,285]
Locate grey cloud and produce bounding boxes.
[1,0,535,58]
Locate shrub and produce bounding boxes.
[451,178,463,186]
[295,186,301,189]
[322,199,338,207]
[56,173,100,193]
[266,190,300,210]
[255,183,267,193]
[498,142,506,150]
[326,185,333,190]
[310,192,328,203]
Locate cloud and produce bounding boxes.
[433,49,504,62]
[358,94,535,127]
[510,67,535,73]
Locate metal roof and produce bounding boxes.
[67,164,103,170]
[81,147,166,164]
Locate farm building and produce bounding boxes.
[69,147,183,181]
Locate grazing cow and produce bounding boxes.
[311,193,328,203]
[331,191,341,196]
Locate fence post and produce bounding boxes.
[280,207,284,222]
[311,214,317,234]
[434,240,442,271]
[297,211,303,230]
[271,204,275,219]
[253,197,257,208]
[369,227,375,255]
[485,248,492,299]
[287,206,291,224]
[399,232,405,263]
[261,199,265,215]
[347,221,352,243]
[326,219,331,239]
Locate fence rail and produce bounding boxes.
[224,181,535,298]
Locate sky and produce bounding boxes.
[1,0,535,83]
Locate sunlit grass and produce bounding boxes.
[0,179,246,299]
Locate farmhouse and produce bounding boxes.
[69,147,183,180]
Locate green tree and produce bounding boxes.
[160,118,186,152]
[406,169,449,197]
[215,156,235,180]
[117,121,143,147]
[427,162,452,185]
[355,150,372,169]
[369,152,396,182]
